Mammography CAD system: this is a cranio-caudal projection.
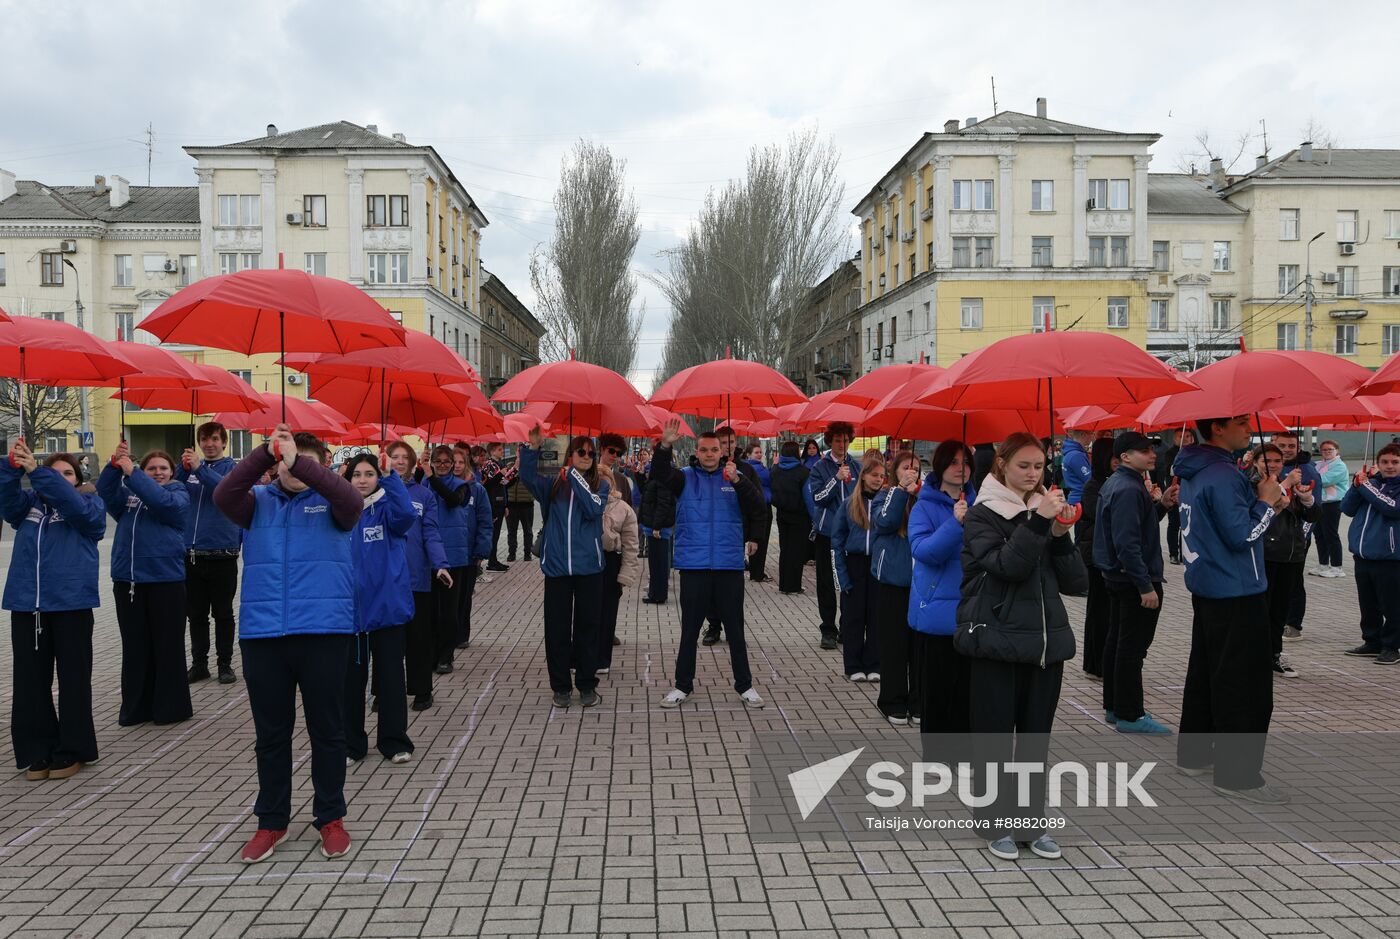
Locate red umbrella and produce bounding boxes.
[866,381,1061,445]
[0,317,139,440]
[776,391,872,435]
[1058,405,1138,433]
[331,423,428,446]
[1356,353,1400,397]
[54,341,212,441]
[280,331,480,386]
[831,363,944,407]
[115,362,263,415]
[649,353,806,423]
[515,401,693,438]
[492,352,647,437]
[214,392,350,439]
[311,375,477,429]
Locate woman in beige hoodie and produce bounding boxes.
[598,466,641,674]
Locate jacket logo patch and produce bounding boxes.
[411,500,424,516]
[126,495,141,509]
[363,525,384,542]
[26,507,45,523]
[721,486,735,493]
[303,504,327,514]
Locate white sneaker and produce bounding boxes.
[848,672,867,682]
[596,667,610,676]
[479,573,493,584]
[886,713,908,726]
[660,688,689,709]
[1307,566,1326,577]
[740,688,765,709]
[390,752,411,764]
[866,672,881,683]
[1331,567,1348,578]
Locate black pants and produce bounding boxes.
[1315,502,1344,567]
[599,551,623,669]
[1264,561,1303,658]
[814,534,838,636]
[1166,507,1182,560]
[490,509,505,565]
[456,564,478,648]
[10,610,97,770]
[749,507,772,581]
[507,501,534,559]
[115,580,193,726]
[185,554,238,668]
[344,627,411,760]
[839,554,879,676]
[433,568,464,666]
[1177,593,1273,791]
[675,569,753,695]
[968,657,1063,841]
[776,519,808,593]
[242,634,350,830]
[1103,582,1163,723]
[875,582,917,717]
[543,573,602,694]
[921,633,969,739]
[1287,561,1307,630]
[405,591,435,696]
[1356,557,1400,651]
[646,535,672,602]
[1081,566,1109,678]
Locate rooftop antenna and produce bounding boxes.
[145,123,153,185]
[1259,118,1269,159]
[990,76,998,114]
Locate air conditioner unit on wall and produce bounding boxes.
[59,240,77,253]
[162,259,178,273]
[1340,242,1356,255]
[286,212,302,225]
[872,348,882,361]
[286,374,303,385]
[1321,273,1340,284]
[884,344,894,357]
[901,231,915,243]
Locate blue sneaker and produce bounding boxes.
[1104,710,1116,724]
[987,836,1019,860]
[1028,834,1062,859]
[1116,715,1173,735]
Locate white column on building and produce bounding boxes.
[861,215,875,303]
[345,167,366,282]
[997,153,1015,268]
[195,168,215,279]
[932,155,953,267]
[1133,154,1152,266]
[258,168,277,269]
[1072,154,1090,266]
[408,169,429,282]
[449,204,460,300]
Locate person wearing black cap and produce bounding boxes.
[1093,432,1178,735]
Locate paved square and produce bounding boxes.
[1,534,1398,937]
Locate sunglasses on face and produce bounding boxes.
[576,447,595,458]
[604,447,622,457]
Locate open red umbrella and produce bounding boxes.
[1058,405,1138,433]
[0,316,138,440]
[515,401,693,438]
[50,341,212,441]
[214,392,350,439]
[313,376,476,430]
[280,331,480,386]
[649,352,807,426]
[115,362,262,415]
[331,423,429,446]
[494,353,645,407]
[866,381,1061,445]
[1356,353,1400,397]
[831,363,943,408]
[777,390,872,435]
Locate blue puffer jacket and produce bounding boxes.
[176,457,240,551]
[831,492,877,592]
[1342,473,1400,561]
[907,483,974,636]
[1061,439,1091,506]
[0,463,106,612]
[403,479,448,593]
[519,446,609,577]
[428,472,492,568]
[806,451,862,538]
[1174,444,1272,599]
[744,459,773,503]
[673,463,747,571]
[871,487,913,588]
[238,482,354,639]
[350,472,417,631]
[97,464,190,584]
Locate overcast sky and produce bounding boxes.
[4,0,1397,391]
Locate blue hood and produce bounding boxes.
[778,455,802,470]
[1061,439,1091,504]
[1174,444,1272,598]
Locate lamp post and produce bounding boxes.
[59,257,91,446]
[1304,231,1325,352]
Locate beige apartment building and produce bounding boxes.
[479,269,546,413]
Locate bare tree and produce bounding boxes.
[530,140,644,375]
[1174,127,1257,175]
[1300,117,1338,150]
[653,127,847,385]
[0,381,83,449]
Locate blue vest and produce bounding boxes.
[238,484,354,639]
[673,466,746,571]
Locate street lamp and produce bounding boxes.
[59,256,91,447]
[1304,231,1325,352]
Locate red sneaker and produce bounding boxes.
[319,819,351,859]
[240,828,287,864]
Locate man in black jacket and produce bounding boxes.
[1094,432,1177,735]
[702,426,768,644]
[638,456,677,604]
[481,443,509,572]
[768,441,812,595]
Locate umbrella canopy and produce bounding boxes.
[514,401,694,438]
[865,382,1062,445]
[493,355,646,408]
[780,390,871,434]
[115,362,263,414]
[649,355,807,420]
[0,316,138,386]
[1356,353,1400,397]
[1058,405,1139,433]
[45,341,206,391]
[328,423,428,445]
[917,331,1198,412]
[419,405,509,443]
[214,392,350,438]
[311,375,476,428]
[138,269,407,355]
[830,363,944,407]
[280,330,480,386]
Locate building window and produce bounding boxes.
[951,237,971,267]
[960,298,983,330]
[389,253,410,284]
[952,180,972,210]
[115,311,134,342]
[114,254,133,287]
[40,310,63,322]
[228,430,251,460]
[1110,236,1128,266]
[1278,264,1300,295]
[366,195,387,228]
[1031,236,1053,267]
[1149,299,1170,331]
[304,253,327,277]
[1088,236,1106,266]
[1387,210,1400,239]
[1280,208,1299,241]
[242,253,260,271]
[218,194,259,227]
[179,255,196,286]
[1107,297,1128,329]
[455,327,461,354]
[44,382,66,403]
[41,252,63,286]
[42,431,66,453]
[218,194,236,226]
[1032,297,1055,332]
[926,242,934,270]
[0,252,6,286]
[1335,323,1358,356]
[1212,241,1231,272]
[973,236,994,268]
[390,195,409,228]
[1337,266,1358,297]
[1277,323,1298,350]
[907,253,916,278]
[367,253,388,284]
[1030,180,1053,212]
[1088,178,1107,209]
[974,180,994,211]
[1108,179,1130,210]
[218,253,257,275]
[1384,324,1400,356]
[1337,210,1358,243]
[1211,298,1231,330]
[303,195,327,227]
[1384,266,1400,297]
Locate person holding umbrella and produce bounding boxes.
[769,441,812,595]
[178,421,241,686]
[519,426,610,709]
[481,442,510,573]
[1077,438,1115,682]
[653,420,766,711]
[1340,445,1400,665]
[743,442,774,583]
[596,464,641,675]
[702,426,767,644]
[386,442,452,711]
[832,456,887,683]
[3,442,106,781]
[872,450,919,725]
[806,422,861,650]
[1254,443,1318,679]
[97,443,193,727]
[638,442,677,605]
